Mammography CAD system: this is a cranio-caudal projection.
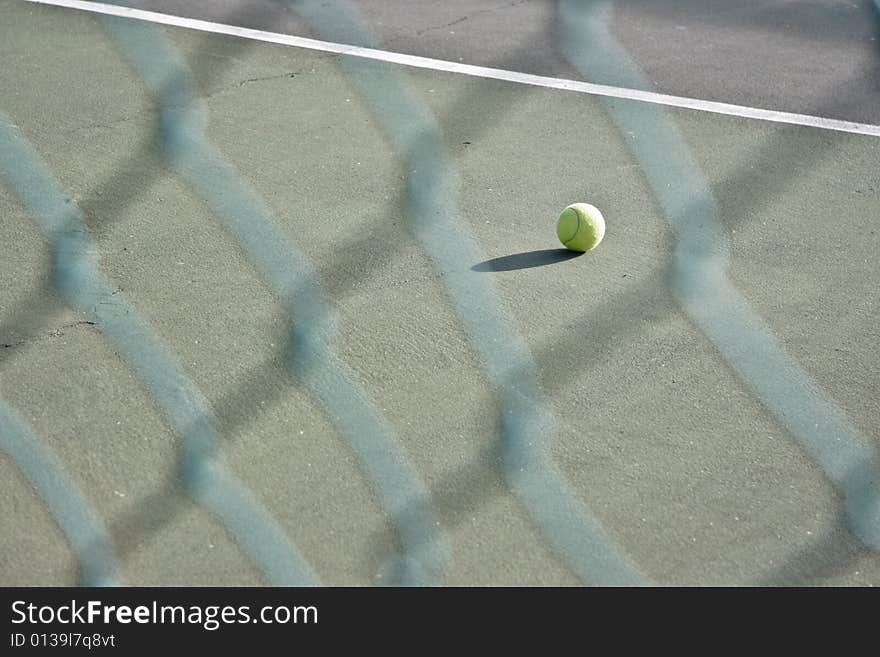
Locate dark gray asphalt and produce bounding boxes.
[130,0,880,124]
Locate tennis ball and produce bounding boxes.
[556,203,605,252]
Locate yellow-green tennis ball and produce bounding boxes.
[556,203,605,252]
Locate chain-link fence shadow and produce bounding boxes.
[2,0,878,585]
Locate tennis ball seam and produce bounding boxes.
[559,207,580,245]
[563,209,582,247]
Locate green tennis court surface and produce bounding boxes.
[1,0,878,586]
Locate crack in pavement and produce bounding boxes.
[63,112,145,137]
[2,320,98,349]
[239,71,299,86]
[63,69,307,137]
[385,0,532,45]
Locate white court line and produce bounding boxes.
[24,0,880,137]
